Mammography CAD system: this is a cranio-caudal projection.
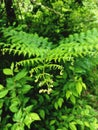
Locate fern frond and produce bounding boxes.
[30,63,63,74]
[16,58,43,67]
[1,27,98,91]
[47,42,98,62]
[1,27,52,58]
[2,28,52,49]
[1,43,47,57]
[60,28,98,44]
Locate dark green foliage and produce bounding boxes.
[60,28,98,44]
[0,0,98,129]
[0,27,98,129]
[0,69,40,130]
[23,0,98,42]
[1,0,98,42]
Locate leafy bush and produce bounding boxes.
[16,0,98,42]
[0,68,41,130]
[0,27,98,129]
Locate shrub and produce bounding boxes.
[0,27,98,129]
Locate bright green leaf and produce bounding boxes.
[29,113,41,121]
[70,95,76,104]
[25,105,33,112]
[10,98,20,112]
[54,102,58,110]
[76,119,83,125]
[69,122,77,130]
[9,105,18,113]
[13,109,22,122]
[84,122,90,127]
[24,113,40,128]
[67,116,74,122]
[3,68,13,75]
[82,82,86,89]
[14,69,27,81]
[50,120,56,125]
[61,115,67,120]
[0,89,8,98]
[76,82,82,95]
[10,62,14,70]
[0,84,4,90]
[22,85,32,94]
[66,91,72,99]
[58,98,64,108]
[11,123,24,130]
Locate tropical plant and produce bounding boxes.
[0,27,98,129]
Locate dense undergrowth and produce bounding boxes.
[0,27,98,130]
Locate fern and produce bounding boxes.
[2,27,52,49]
[16,58,43,66]
[1,28,51,58]
[47,42,98,62]
[1,27,98,92]
[51,28,98,63]
[60,28,98,44]
[1,27,52,58]
[1,43,47,57]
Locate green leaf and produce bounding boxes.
[6,123,12,129]
[11,97,20,104]
[67,116,74,122]
[24,113,41,128]
[50,120,56,125]
[0,89,8,98]
[3,68,13,75]
[9,105,18,113]
[82,82,86,89]
[0,84,4,90]
[70,95,76,104]
[10,98,20,112]
[11,123,24,130]
[76,82,82,95]
[76,119,83,125]
[30,113,41,121]
[69,122,77,130]
[58,98,64,108]
[54,102,58,110]
[66,91,72,99]
[14,69,27,81]
[61,115,67,120]
[39,109,45,119]
[25,105,33,112]
[0,99,3,108]
[13,109,22,122]
[11,62,14,71]
[84,122,90,127]
[22,85,32,94]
